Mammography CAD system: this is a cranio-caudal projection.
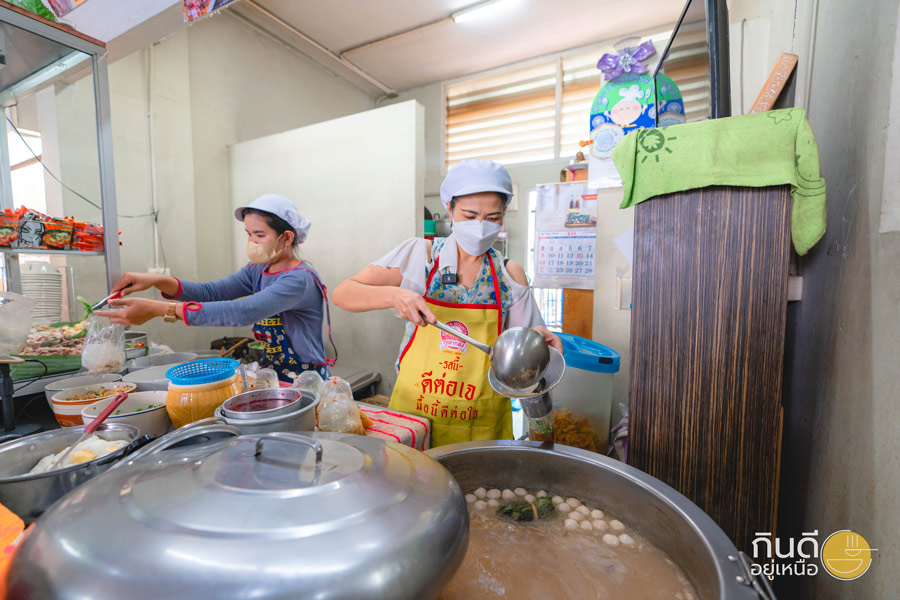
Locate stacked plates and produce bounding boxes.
[20,262,63,323]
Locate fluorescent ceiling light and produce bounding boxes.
[452,0,520,24]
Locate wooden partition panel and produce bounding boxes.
[628,185,791,551]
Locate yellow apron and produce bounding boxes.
[389,254,512,447]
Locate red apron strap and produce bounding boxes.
[485,252,504,335]
[296,263,338,368]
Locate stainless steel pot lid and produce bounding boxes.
[9,424,468,600]
[121,434,385,534]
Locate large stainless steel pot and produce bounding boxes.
[428,441,773,600]
[0,423,141,523]
[8,425,468,600]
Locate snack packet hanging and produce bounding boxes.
[39,214,74,250]
[16,210,46,249]
[72,221,105,252]
[0,207,25,248]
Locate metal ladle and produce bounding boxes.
[428,320,552,392]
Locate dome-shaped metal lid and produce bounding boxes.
[9,423,468,600]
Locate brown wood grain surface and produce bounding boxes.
[628,185,790,552]
[562,288,593,338]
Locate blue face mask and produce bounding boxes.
[451,219,502,256]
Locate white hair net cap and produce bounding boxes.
[234,194,311,243]
[440,159,513,211]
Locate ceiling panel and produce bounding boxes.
[254,0,474,52]
[242,0,688,92]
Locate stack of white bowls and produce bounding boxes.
[20,262,63,323]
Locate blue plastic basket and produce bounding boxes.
[165,358,239,386]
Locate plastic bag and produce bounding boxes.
[0,293,34,356]
[317,376,364,435]
[292,370,323,394]
[81,315,125,373]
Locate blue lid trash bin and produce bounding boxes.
[525,333,620,453]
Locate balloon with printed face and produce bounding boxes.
[589,73,685,158]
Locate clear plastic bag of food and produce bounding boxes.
[292,370,323,394]
[316,376,364,435]
[81,314,125,373]
[0,292,33,356]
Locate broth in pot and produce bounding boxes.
[439,486,698,599]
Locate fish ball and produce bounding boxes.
[609,519,625,532]
[514,487,528,497]
[592,519,609,532]
[487,498,500,507]
[473,500,487,510]
[565,498,581,508]
[590,509,605,520]
[536,490,548,498]
[501,489,516,500]
[580,520,594,532]
[564,518,579,531]
[602,533,620,546]
[569,511,585,522]
[619,534,636,546]
[576,505,591,516]
[486,489,501,499]
[473,488,487,499]
[557,503,572,513]
[524,494,536,503]
[465,494,476,503]
[551,495,564,506]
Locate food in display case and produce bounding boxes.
[443,487,698,599]
[20,321,87,356]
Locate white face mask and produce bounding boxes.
[451,219,502,256]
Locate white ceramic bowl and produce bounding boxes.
[81,391,171,437]
[129,352,198,372]
[122,364,183,392]
[43,372,123,405]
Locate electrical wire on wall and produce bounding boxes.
[5,115,156,219]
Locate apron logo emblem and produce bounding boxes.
[440,321,469,353]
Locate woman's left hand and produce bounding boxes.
[93,297,167,326]
[533,326,563,353]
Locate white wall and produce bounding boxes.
[230,101,425,392]
[40,14,375,352]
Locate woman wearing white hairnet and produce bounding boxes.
[334,160,561,446]
[95,194,336,381]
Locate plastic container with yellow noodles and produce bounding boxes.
[164,359,241,428]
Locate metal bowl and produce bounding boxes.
[220,388,303,420]
[0,423,141,523]
[427,441,762,600]
[214,391,319,435]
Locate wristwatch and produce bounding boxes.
[163,302,178,323]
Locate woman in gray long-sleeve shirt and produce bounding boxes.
[95,195,336,382]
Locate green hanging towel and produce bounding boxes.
[611,107,826,255]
